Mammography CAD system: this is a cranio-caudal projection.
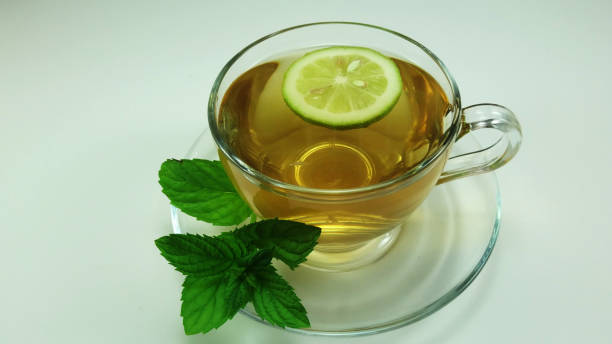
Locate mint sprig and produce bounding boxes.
[156,159,321,335]
[155,221,320,334]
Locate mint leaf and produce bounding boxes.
[181,273,244,334]
[159,159,253,225]
[225,273,253,317]
[154,233,249,276]
[231,219,321,269]
[252,265,310,328]
[245,250,274,271]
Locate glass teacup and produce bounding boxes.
[208,22,521,271]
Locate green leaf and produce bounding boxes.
[245,250,274,271]
[181,274,238,334]
[232,219,321,269]
[252,265,310,328]
[154,233,249,276]
[159,159,252,226]
[225,273,253,318]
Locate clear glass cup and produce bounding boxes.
[208,22,521,271]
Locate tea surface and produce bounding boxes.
[218,50,449,190]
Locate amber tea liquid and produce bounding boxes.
[218,49,450,252]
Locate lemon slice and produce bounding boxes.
[282,46,402,129]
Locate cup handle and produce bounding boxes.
[437,103,522,184]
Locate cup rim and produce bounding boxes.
[208,21,462,195]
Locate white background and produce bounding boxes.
[1,0,611,343]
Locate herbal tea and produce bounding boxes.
[218,48,450,251]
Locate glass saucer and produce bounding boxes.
[170,129,501,336]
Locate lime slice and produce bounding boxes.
[282,46,402,129]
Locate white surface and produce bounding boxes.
[1,0,611,343]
